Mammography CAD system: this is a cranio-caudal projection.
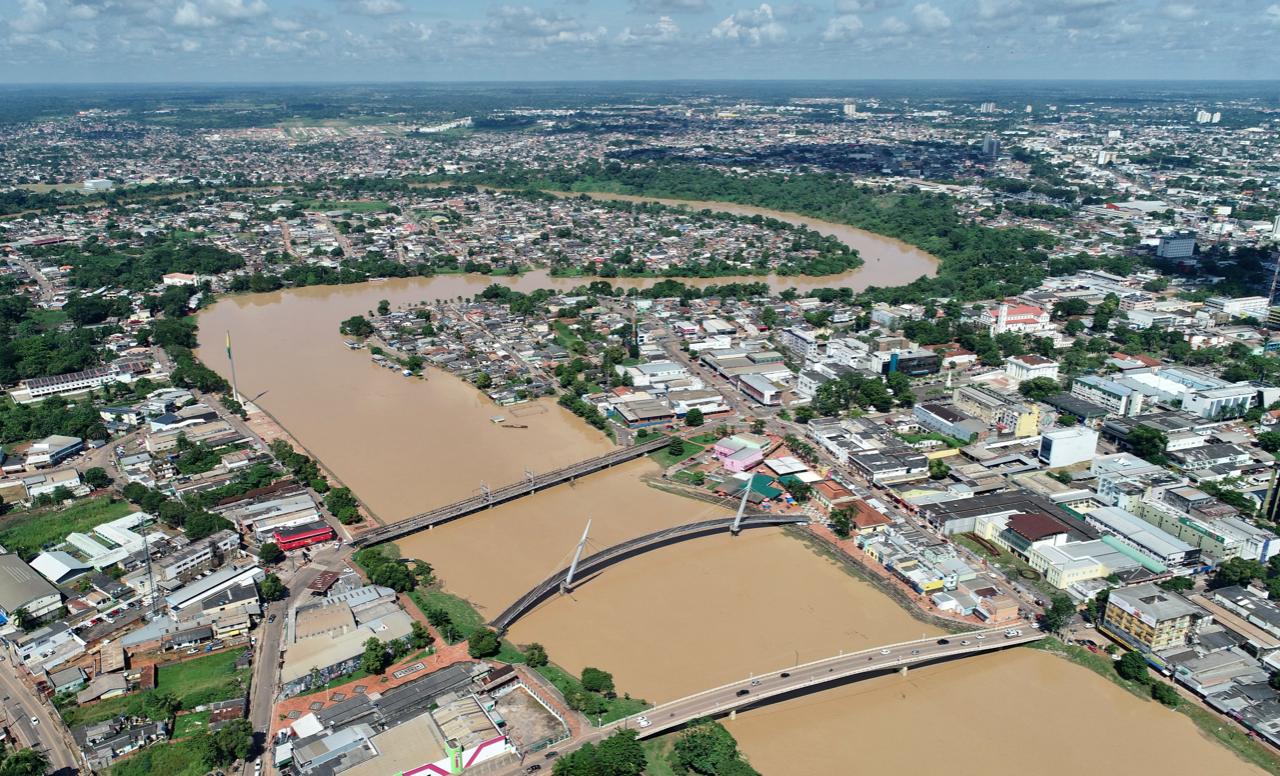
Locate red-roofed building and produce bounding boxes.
[274,522,336,552]
[1000,512,1071,558]
[812,480,858,513]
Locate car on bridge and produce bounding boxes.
[636,716,652,728]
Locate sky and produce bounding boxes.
[1,0,1278,83]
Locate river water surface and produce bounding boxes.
[196,208,1266,775]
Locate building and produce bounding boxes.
[1183,384,1255,420]
[0,553,62,622]
[1071,376,1144,417]
[163,563,263,615]
[24,435,84,468]
[913,403,985,442]
[1203,296,1270,321]
[11,366,123,403]
[1103,582,1203,651]
[274,522,337,552]
[777,327,822,362]
[13,622,85,671]
[1004,354,1059,383]
[1085,506,1200,566]
[1039,427,1099,468]
[980,302,1050,335]
[1156,230,1197,260]
[953,384,1041,437]
[738,374,782,406]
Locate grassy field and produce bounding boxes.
[299,199,390,213]
[158,648,251,709]
[61,692,138,728]
[649,438,706,469]
[0,496,135,558]
[171,710,210,739]
[109,738,209,776]
[535,663,649,725]
[641,736,680,776]
[409,588,486,643]
[552,320,583,350]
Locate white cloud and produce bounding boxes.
[834,0,888,11]
[487,5,606,47]
[173,0,268,29]
[10,0,55,34]
[341,0,405,17]
[711,3,786,45]
[912,2,949,31]
[880,14,908,33]
[618,15,680,44]
[390,20,433,43]
[977,0,1022,20]
[1264,3,1280,25]
[1161,3,1195,19]
[630,0,709,11]
[822,13,862,41]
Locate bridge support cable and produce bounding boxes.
[730,479,751,535]
[562,519,592,593]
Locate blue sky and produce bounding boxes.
[1,0,1277,82]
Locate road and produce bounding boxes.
[245,545,345,776]
[0,652,82,774]
[8,254,56,301]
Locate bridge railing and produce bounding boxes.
[642,626,1040,714]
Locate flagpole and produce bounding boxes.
[226,329,240,405]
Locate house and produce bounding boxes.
[1004,354,1060,383]
[45,666,88,694]
[13,622,86,672]
[74,718,169,771]
[838,499,894,535]
[712,434,771,472]
[77,673,128,704]
[1103,582,1204,652]
[812,481,858,513]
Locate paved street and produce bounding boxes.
[0,653,82,774]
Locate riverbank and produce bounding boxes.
[1029,638,1280,775]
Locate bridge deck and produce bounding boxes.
[490,513,805,632]
[623,626,1045,738]
[351,436,669,547]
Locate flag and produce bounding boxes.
[225,331,232,360]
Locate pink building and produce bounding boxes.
[713,434,770,472]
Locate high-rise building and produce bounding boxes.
[1271,215,1280,239]
[1212,111,1222,124]
[1195,109,1213,124]
[1097,150,1117,165]
[978,101,997,113]
[1156,230,1197,259]
[981,135,1000,159]
[842,103,858,117]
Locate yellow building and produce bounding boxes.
[1103,582,1202,651]
[953,384,1040,438]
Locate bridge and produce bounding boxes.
[621,626,1044,738]
[351,436,670,548]
[490,513,805,632]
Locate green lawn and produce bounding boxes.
[409,588,487,643]
[0,496,135,558]
[171,710,210,739]
[649,438,706,469]
[552,321,583,350]
[61,692,139,728]
[300,199,390,213]
[535,663,649,725]
[109,738,210,776]
[157,648,251,709]
[641,736,680,776]
[690,432,721,445]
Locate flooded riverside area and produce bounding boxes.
[194,218,1267,776]
[725,649,1269,776]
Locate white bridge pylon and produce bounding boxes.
[730,477,751,535]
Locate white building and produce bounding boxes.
[1071,376,1144,417]
[1005,354,1059,384]
[979,302,1051,336]
[1183,384,1255,420]
[778,327,822,362]
[1203,296,1270,321]
[1039,427,1099,468]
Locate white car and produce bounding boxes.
[636,716,652,729]
[879,648,891,655]
[1004,629,1022,638]
[30,716,38,726]
[975,633,985,640]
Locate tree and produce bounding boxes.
[553,730,646,776]
[409,620,435,650]
[377,299,391,316]
[339,315,374,337]
[1151,682,1180,707]
[206,718,254,766]
[525,642,549,668]
[928,458,951,480]
[1212,557,1266,589]
[468,628,501,658]
[258,542,284,565]
[0,747,50,776]
[473,372,492,390]
[259,573,287,602]
[361,637,391,675]
[1018,377,1061,402]
[685,408,704,427]
[1257,431,1280,454]
[83,466,112,490]
[580,667,615,696]
[1158,576,1194,593]
[830,509,853,539]
[671,719,761,776]
[1128,426,1168,464]
[1115,651,1150,684]
[1041,594,1075,633]
[666,436,686,458]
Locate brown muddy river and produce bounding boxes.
[196,212,1265,775]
